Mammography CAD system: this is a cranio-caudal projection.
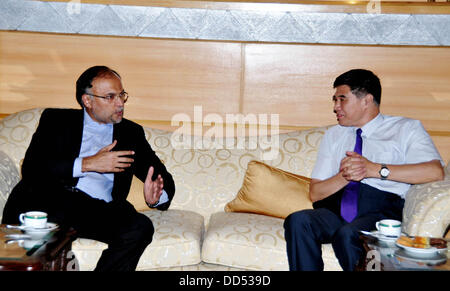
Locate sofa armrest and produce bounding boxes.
[0,150,20,221]
[402,170,450,237]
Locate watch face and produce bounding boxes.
[381,168,389,177]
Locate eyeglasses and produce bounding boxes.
[87,91,129,103]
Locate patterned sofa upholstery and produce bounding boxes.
[0,108,449,271]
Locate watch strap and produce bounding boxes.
[147,199,160,208]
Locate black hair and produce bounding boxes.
[75,66,121,108]
[333,69,381,105]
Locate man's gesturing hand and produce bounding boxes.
[82,140,135,173]
[144,166,164,206]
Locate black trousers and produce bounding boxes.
[283,183,404,271]
[2,182,154,271]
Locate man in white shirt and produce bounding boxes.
[284,69,444,271]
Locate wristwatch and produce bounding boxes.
[379,164,390,180]
[147,199,160,208]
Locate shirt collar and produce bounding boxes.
[83,109,113,132]
[360,113,384,138]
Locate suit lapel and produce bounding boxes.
[111,122,123,200]
[73,109,85,157]
[62,109,84,187]
[63,109,85,161]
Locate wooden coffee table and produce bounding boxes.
[357,235,449,271]
[0,224,78,271]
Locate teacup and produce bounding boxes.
[376,219,401,237]
[19,211,48,229]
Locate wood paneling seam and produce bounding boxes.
[239,43,246,114]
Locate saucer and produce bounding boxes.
[366,230,399,242]
[22,222,58,237]
[376,232,399,242]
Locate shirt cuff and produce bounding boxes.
[73,157,87,178]
[148,190,169,207]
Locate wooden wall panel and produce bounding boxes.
[243,43,450,132]
[434,136,450,165]
[0,31,242,121]
[0,31,449,162]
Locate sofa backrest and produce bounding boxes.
[0,108,44,173]
[143,123,328,224]
[0,108,329,224]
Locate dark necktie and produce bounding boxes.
[340,128,363,223]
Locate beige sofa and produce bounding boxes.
[0,108,449,271]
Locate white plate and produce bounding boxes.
[395,249,447,265]
[395,242,446,258]
[23,222,58,234]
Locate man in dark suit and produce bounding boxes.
[2,66,175,271]
[284,69,444,271]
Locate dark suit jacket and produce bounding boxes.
[2,108,175,223]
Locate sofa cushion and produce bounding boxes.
[202,212,341,270]
[71,209,204,270]
[150,262,247,271]
[225,160,312,219]
[201,212,288,270]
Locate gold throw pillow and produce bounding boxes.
[225,160,313,219]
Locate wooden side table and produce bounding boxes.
[0,225,78,271]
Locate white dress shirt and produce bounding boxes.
[73,110,168,205]
[311,114,443,198]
